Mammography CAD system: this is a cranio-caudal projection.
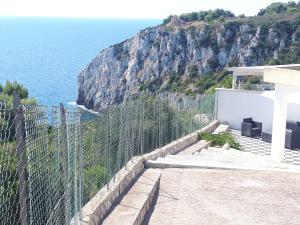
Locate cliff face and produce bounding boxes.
[77,16,300,111]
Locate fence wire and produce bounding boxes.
[0,94,215,225]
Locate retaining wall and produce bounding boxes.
[80,120,219,225]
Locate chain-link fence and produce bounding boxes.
[0,93,215,225]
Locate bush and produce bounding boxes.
[188,65,199,78]
[168,8,235,23]
[257,1,300,16]
[198,132,241,150]
[228,57,239,67]
[194,72,232,94]
[163,15,173,25]
[2,81,28,99]
[83,165,106,204]
[219,15,225,22]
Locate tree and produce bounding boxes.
[257,1,300,16]
[2,81,29,99]
[219,16,225,22]
[163,15,173,25]
[257,9,266,16]
[0,81,36,107]
[172,8,235,23]
[0,81,38,224]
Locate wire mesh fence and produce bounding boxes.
[0,93,215,225]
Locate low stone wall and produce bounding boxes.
[80,120,219,225]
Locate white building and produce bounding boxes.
[216,64,300,161]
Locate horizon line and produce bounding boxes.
[0,15,165,20]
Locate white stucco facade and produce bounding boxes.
[221,64,300,162]
[216,88,300,133]
[264,68,300,161]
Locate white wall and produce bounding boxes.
[216,88,300,132]
[287,103,300,122]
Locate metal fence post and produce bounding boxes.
[78,113,84,222]
[140,100,144,155]
[106,106,111,189]
[59,103,69,224]
[13,91,28,225]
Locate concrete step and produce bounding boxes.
[212,124,230,134]
[177,140,211,155]
[102,169,161,225]
[145,149,300,173]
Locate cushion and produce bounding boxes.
[286,121,300,131]
[286,129,293,134]
[243,118,253,123]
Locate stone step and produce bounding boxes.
[102,169,161,225]
[177,140,211,155]
[145,149,300,173]
[212,124,230,134]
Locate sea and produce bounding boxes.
[0,17,161,106]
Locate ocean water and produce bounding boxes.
[0,17,161,106]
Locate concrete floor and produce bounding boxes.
[231,129,300,166]
[145,148,300,173]
[144,168,300,225]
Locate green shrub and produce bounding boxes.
[198,132,241,150]
[167,9,235,24]
[258,1,300,16]
[219,15,225,22]
[228,57,239,67]
[2,81,28,99]
[184,88,193,95]
[194,71,232,94]
[163,15,173,25]
[188,65,199,78]
[83,165,107,203]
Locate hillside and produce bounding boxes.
[77,2,300,111]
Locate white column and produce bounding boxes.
[232,74,237,90]
[271,84,288,161]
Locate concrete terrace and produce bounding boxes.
[144,169,300,225]
[143,130,300,225]
[100,123,300,225]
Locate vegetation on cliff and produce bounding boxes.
[159,1,300,95]
[77,1,300,110]
[163,8,235,24]
[258,1,300,16]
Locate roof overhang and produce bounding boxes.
[264,68,300,87]
[226,64,300,77]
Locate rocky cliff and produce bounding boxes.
[77,14,300,111]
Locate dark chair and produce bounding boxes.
[285,121,300,149]
[241,118,262,137]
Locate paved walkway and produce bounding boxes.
[144,128,300,225]
[231,129,300,166]
[144,168,300,225]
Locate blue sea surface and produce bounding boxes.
[0,17,161,106]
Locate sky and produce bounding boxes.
[0,0,292,19]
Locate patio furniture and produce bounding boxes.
[241,118,262,138]
[262,131,272,143]
[285,121,300,150]
[261,122,300,150]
